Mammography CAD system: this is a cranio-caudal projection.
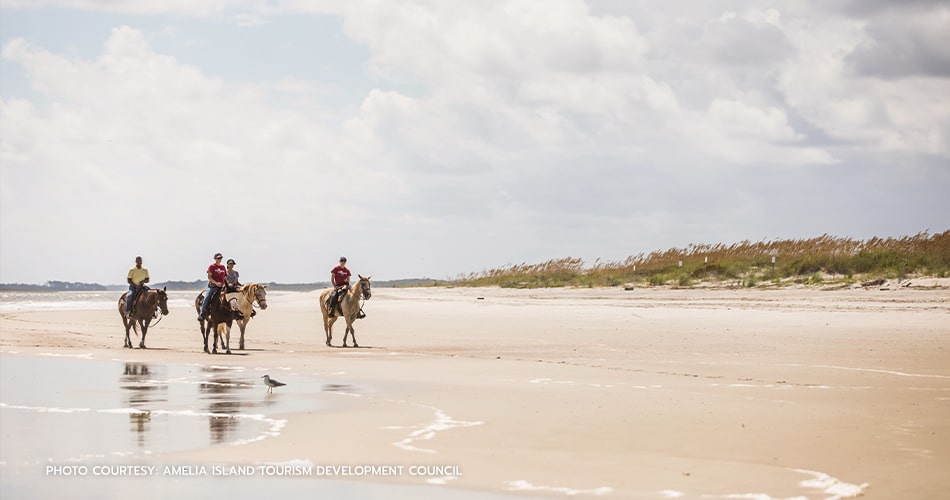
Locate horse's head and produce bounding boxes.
[157,287,170,316]
[254,284,268,310]
[357,275,372,300]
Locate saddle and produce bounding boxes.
[128,285,150,315]
[326,286,367,319]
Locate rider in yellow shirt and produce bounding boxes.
[126,256,150,318]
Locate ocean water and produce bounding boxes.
[0,290,200,313]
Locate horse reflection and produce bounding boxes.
[119,363,167,447]
[199,368,249,444]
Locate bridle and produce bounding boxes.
[136,290,168,326]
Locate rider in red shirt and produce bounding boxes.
[198,252,227,320]
[328,257,351,317]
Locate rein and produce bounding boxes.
[242,284,265,309]
[353,281,369,317]
[137,291,166,326]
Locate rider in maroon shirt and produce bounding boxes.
[328,257,351,317]
[198,252,227,320]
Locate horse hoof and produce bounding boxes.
[139,344,146,349]
[225,350,231,355]
[353,343,359,348]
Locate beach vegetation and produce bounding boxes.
[453,230,950,288]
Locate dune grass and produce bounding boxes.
[452,230,950,288]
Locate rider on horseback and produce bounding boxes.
[126,256,150,318]
[327,256,351,318]
[198,253,227,321]
[225,258,255,319]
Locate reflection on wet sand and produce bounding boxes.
[322,383,358,394]
[200,367,255,444]
[120,363,166,447]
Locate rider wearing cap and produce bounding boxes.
[225,259,242,293]
[327,256,351,318]
[224,258,255,319]
[198,252,227,321]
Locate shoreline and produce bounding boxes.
[2,286,949,498]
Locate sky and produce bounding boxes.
[1,0,948,285]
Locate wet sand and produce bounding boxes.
[1,284,949,498]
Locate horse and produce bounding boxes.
[197,283,269,351]
[117,287,169,349]
[319,275,372,347]
[194,287,235,354]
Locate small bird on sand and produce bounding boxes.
[261,375,286,393]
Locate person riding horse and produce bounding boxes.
[198,253,227,321]
[327,256,351,318]
[225,258,255,320]
[126,256,150,319]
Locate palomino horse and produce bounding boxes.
[194,287,235,354]
[117,287,169,349]
[319,275,372,347]
[196,283,268,351]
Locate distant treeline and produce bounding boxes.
[454,230,950,288]
[0,280,116,292]
[0,278,440,292]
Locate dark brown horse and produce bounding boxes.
[195,287,235,354]
[117,287,169,349]
[319,275,371,347]
[196,283,268,351]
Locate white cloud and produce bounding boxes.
[1,1,948,284]
[777,11,950,157]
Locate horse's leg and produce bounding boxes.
[326,317,338,347]
[139,320,148,349]
[341,317,351,347]
[124,319,133,349]
[349,319,359,348]
[200,318,210,353]
[342,317,358,348]
[130,320,141,349]
[338,299,349,347]
[211,321,219,354]
[321,301,332,347]
[223,322,232,354]
[237,318,247,350]
[217,323,226,351]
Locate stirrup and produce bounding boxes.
[357,310,366,319]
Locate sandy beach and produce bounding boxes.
[1,283,948,499]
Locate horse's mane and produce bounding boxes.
[240,283,260,303]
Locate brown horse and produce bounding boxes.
[117,287,169,349]
[194,287,235,354]
[319,275,371,347]
[197,283,268,351]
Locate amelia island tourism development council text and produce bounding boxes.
[46,464,462,478]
